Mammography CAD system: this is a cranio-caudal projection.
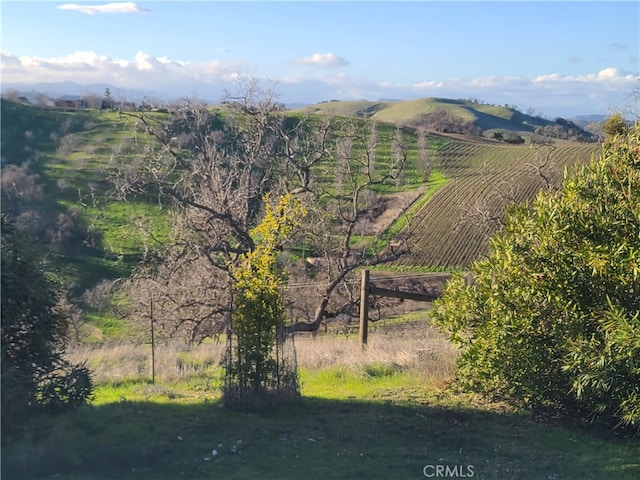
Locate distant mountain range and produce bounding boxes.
[1,81,168,103]
[571,114,609,125]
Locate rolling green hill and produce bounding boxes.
[296,97,559,136]
[1,100,170,291]
[2,98,599,276]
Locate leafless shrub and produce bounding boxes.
[1,164,44,213]
[48,210,84,246]
[56,133,78,156]
[81,280,117,311]
[14,209,46,236]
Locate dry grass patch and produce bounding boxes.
[67,324,457,387]
[67,341,227,385]
[294,327,457,381]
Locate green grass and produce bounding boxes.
[300,365,412,399]
[84,311,137,341]
[85,201,172,256]
[4,369,638,480]
[296,99,391,118]
[4,324,639,479]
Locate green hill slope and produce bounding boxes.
[296,97,558,135]
[1,100,170,291]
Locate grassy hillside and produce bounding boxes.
[1,100,170,293]
[5,102,636,480]
[2,98,599,275]
[296,97,555,135]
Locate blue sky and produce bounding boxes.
[1,1,638,117]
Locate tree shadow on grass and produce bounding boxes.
[3,396,639,480]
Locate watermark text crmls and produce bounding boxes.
[423,464,475,478]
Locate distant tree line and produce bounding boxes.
[2,88,165,112]
[490,131,525,144]
[412,109,482,136]
[534,117,598,142]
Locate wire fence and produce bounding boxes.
[67,309,455,387]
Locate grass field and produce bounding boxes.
[4,321,639,480]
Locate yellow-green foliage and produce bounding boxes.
[232,193,307,319]
[227,194,307,393]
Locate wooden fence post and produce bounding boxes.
[359,269,370,350]
[150,295,156,385]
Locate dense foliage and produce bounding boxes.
[432,123,640,430]
[603,112,629,138]
[1,218,93,437]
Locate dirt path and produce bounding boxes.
[354,188,425,235]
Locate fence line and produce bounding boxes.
[67,310,449,386]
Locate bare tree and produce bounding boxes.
[114,81,412,341]
[417,126,432,183]
[3,89,20,102]
[113,81,298,342]
[1,164,44,216]
[283,118,411,334]
[391,125,407,187]
[522,144,556,191]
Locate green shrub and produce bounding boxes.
[1,218,94,438]
[432,123,640,431]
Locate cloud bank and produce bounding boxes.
[2,50,638,117]
[1,50,243,90]
[290,53,349,68]
[57,2,150,15]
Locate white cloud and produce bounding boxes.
[398,69,638,116]
[597,67,627,80]
[413,80,444,89]
[0,50,246,98]
[57,2,150,15]
[533,68,637,84]
[290,53,349,68]
[2,49,638,117]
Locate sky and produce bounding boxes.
[1,1,639,117]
